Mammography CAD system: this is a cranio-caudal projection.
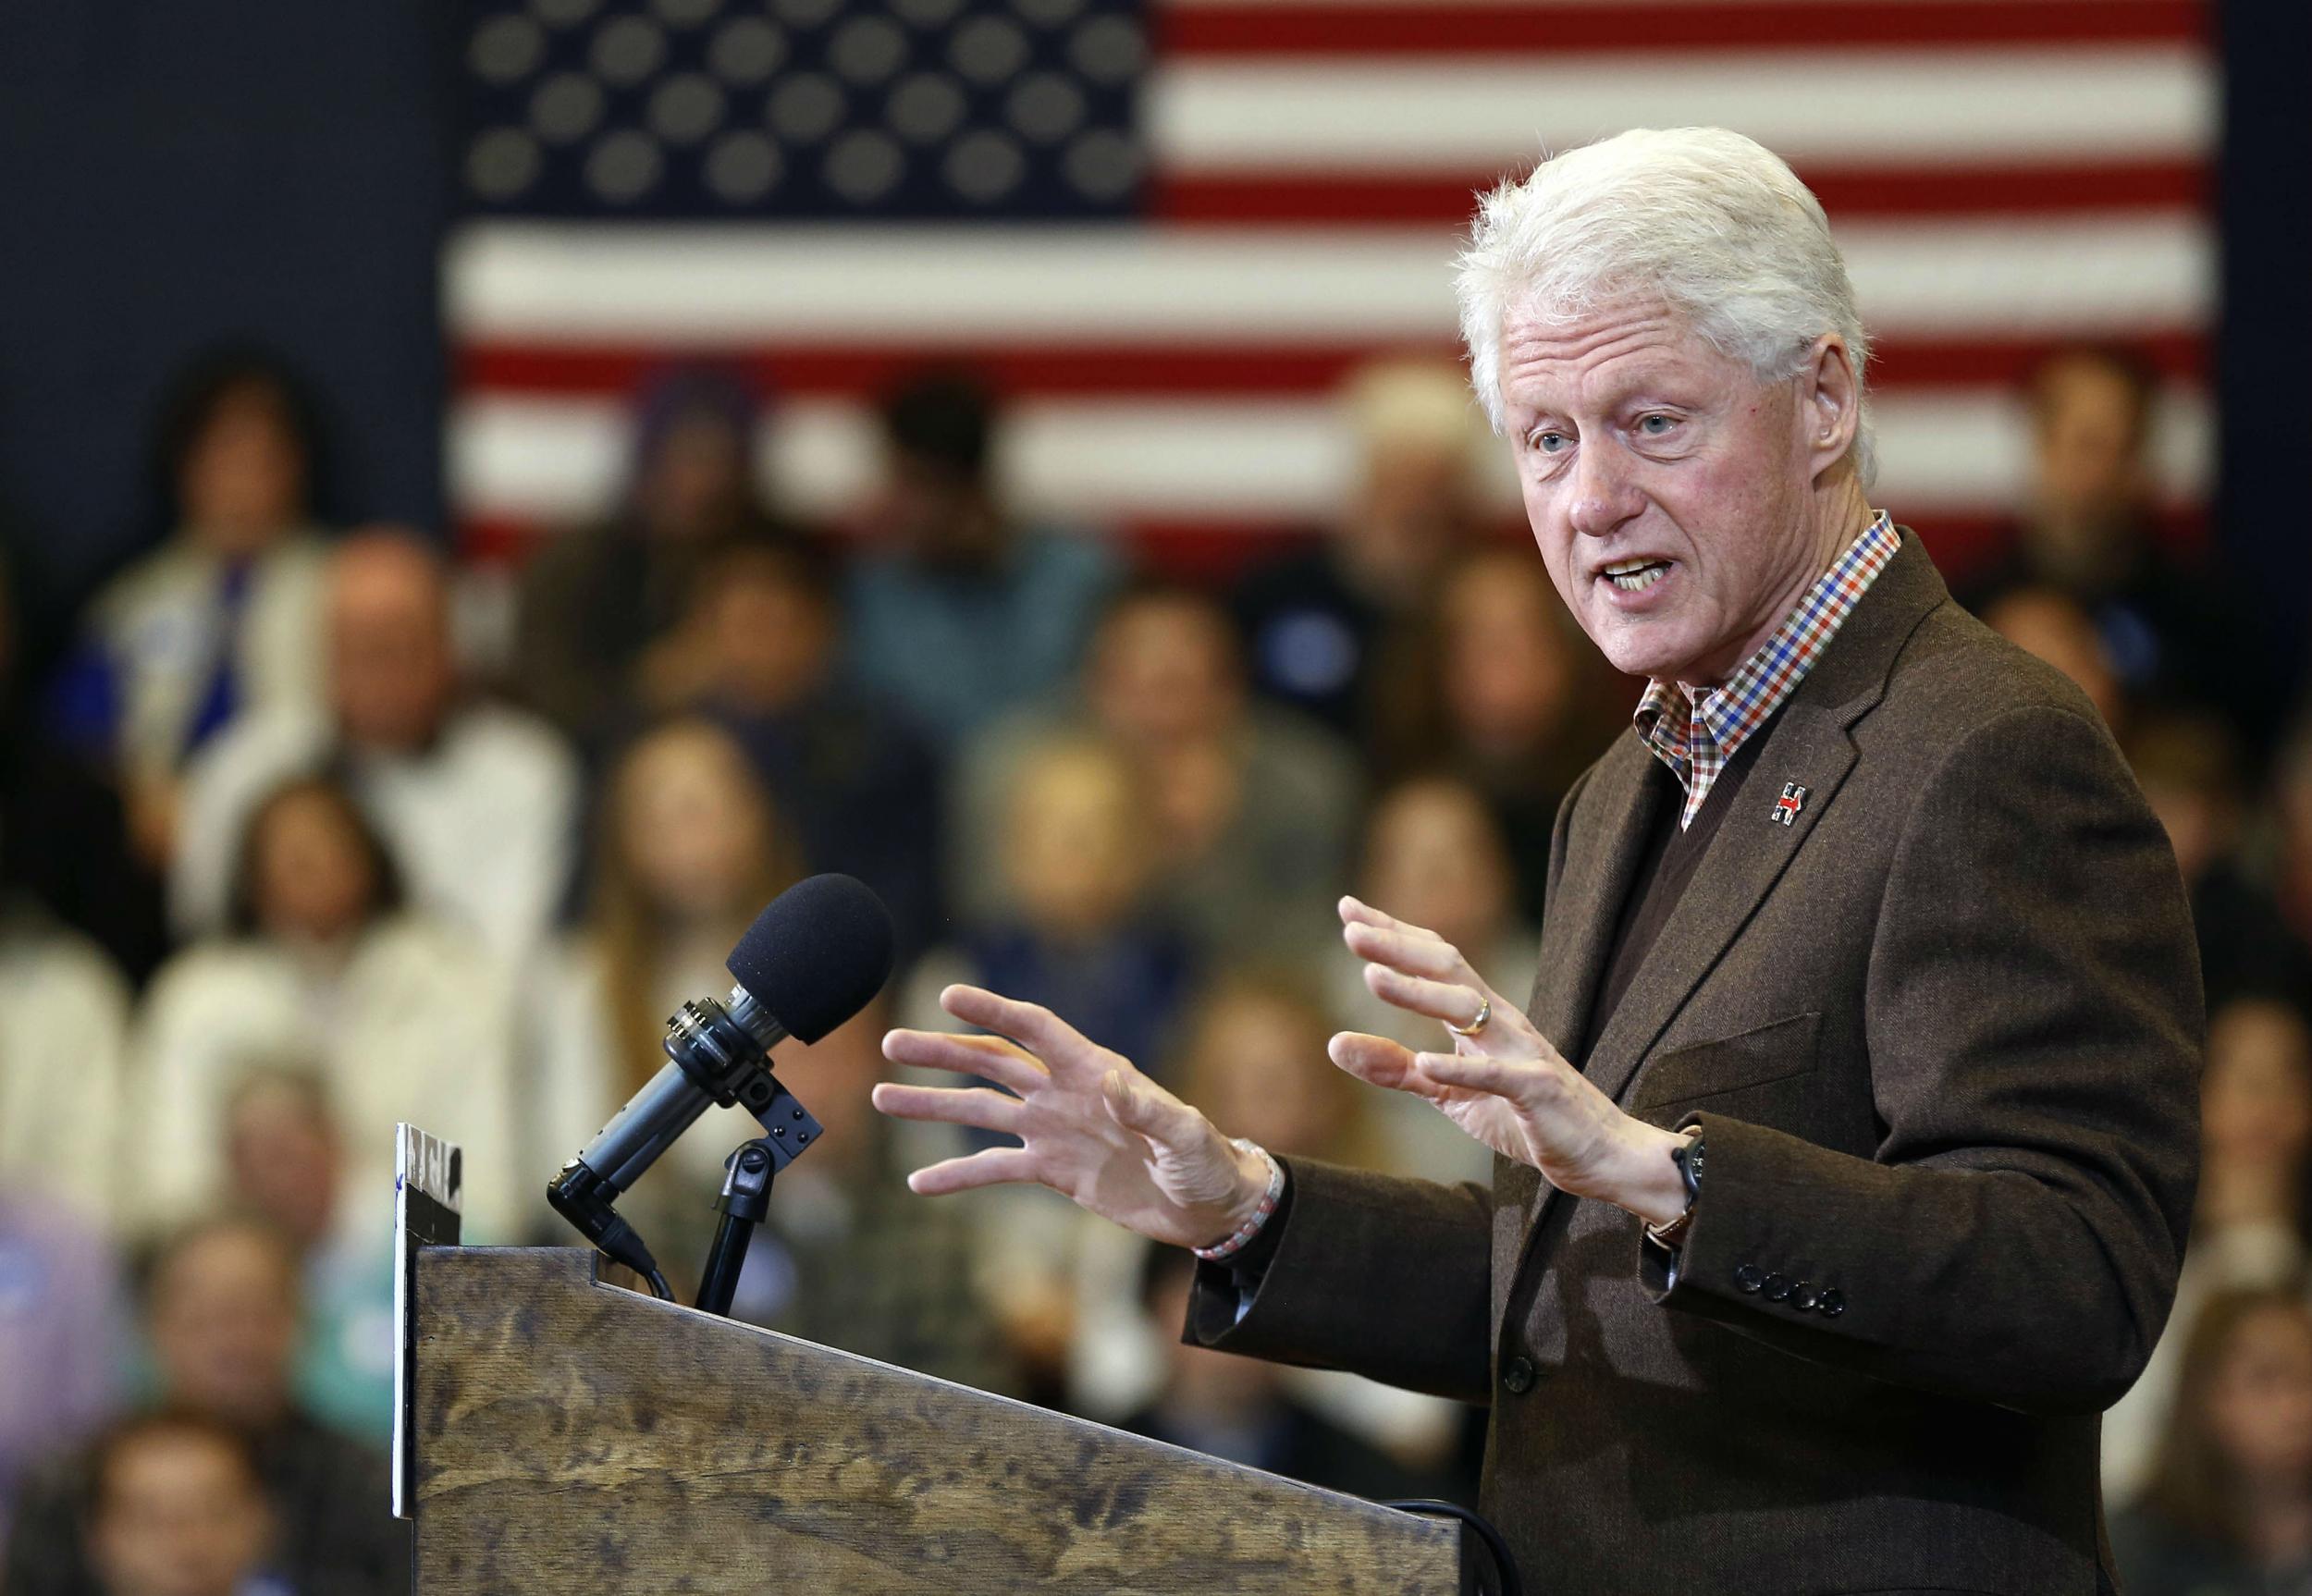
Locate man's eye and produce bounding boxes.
[1530,431,1567,454]
[1638,414,1677,436]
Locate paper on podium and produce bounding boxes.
[392,1124,462,1520]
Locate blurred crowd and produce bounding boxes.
[0,338,2302,1596]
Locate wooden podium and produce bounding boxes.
[407,1247,1470,1593]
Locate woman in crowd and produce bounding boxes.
[1330,773,1539,1182]
[1372,544,1609,925]
[2106,998,2312,1499]
[2113,1289,2312,1596]
[531,717,804,1272]
[55,349,332,865]
[134,774,525,1238]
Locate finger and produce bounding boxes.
[881,1029,1050,1094]
[905,1146,1042,1197]
[1338,895,1446,940]
[1327,1032,1452,1103]
[870,1081,1027,1135]
[1415,1050,1536,1101]
[1362,964,1490,1030]
[939,985,1091,1063]
[1342,920,1472,983]
[1100,1069,1199,1145]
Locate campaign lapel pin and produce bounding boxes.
[1770,781,1808,827]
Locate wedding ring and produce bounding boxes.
[1446,996,1492,1038]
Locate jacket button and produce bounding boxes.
[1762,1272,1792,1301]
[1791,1283,1819,1311]
[1734,1264,1765,1293]
[1817,1288,1845,1318]
[1502,1356,1538,1394]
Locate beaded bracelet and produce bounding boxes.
[1193,1138,1285,1262]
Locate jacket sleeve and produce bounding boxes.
[1185,1158,1496,1406]
[1643,702,2203,1416]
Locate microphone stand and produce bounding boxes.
[694,1140,775,1319]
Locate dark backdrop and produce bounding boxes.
[0,0,456,669]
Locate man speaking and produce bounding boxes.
[875,127,2200,1595]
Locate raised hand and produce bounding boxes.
[1331,895,1687,1220]
[873,984,1271,1250]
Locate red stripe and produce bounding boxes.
[1152,161,2207,227]
[455,331,2206,401]
[461,509,2205,589]
[1161,2,2208,56]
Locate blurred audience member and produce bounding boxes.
[50,349,332,866]
[2105,999,2312,1501]
[1332,776,1538,1182]
[728,1005,1016,1393]
[0,1191,128,1555]
[1373,545,1614,924]
[2129,714,2310,1009]
[646,534,943,961]
[222,1069,394,1443]
[138,775,526,1239]
[0,552,168,984]
[80,1412,281,1596]
[957,582,1360,961]
[908,733,1194,1407]
[2111,1290,2312,1596]
[844,370,1119,746]
[1120,1246,1446,1503]
[533,718,805,1268]
[1234,358,1490,742]
[1982,583,2128,730]
[2,1217,407,1596]
[919,735,1194,1083]
[172,528,580,964]
[1962,346,2235,724]
[515,369,787,738]
[1176,974,1371,1168]
[0,899,131,1229]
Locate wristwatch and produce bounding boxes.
[1643,1128,1705,1252]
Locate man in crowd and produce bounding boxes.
[169,527,579,963]
[876,127,2200,1594]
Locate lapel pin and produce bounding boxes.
[1770,782,1809,827]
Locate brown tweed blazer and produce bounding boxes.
[1189,532,2203,1595]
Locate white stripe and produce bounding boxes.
[449,389,2210,525]
[447,215,2210,342]
[1150,48,2214,169]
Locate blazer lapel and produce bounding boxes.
[1580,532,1948,1109]
[1522,734,1668,1062]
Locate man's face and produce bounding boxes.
[1499,297,1827,686]
[327,546,454,750]
[147,1228,300,1429]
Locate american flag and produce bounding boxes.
[446,0,2214,574]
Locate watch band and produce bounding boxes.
[1643,1128,1705,1251]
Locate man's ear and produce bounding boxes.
[1802,334,1861,484]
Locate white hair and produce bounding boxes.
[1456,126,1875,485]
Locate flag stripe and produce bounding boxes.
[1149,50,2211,167]
[1150,160,2205,227]
[1159,2,2207,56]
[447,216,2210,341]
[455,329,2207,401]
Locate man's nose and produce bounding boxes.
[1567,444,1643,540]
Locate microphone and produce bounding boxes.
[547,873,895,1289]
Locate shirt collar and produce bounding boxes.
[1632,511,1901,822]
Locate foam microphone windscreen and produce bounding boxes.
[726,874,897,1043]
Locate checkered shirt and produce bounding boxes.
[1632,512,1900,829]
